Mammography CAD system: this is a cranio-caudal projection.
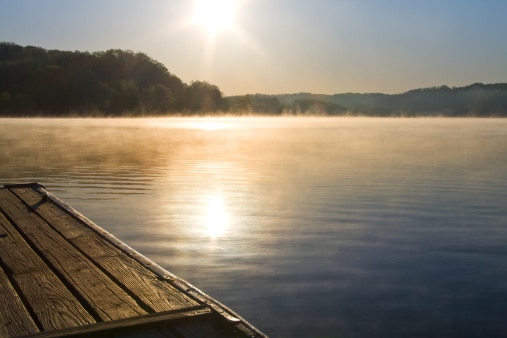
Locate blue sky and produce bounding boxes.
[1,0,506,95]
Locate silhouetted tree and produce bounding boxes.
[186,81,223,112]
[142,84,175,112]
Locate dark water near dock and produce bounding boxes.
[1,117,507,337]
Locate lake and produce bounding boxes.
[1,117,507,337]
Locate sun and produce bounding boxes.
[192,0,238,36]
[172,0,262,82]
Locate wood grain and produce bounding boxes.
[0,264,39,337]
[0,209,95,332]
[0,189,147,322]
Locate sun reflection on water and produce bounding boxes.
[191,121,228,130]
[144,117,234,131]
[204,195,229,238]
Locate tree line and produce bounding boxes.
[1,42,507,116]
[0,42,224,115]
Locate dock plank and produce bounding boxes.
[0,189,147,322]
[0,264,40,337]
[10,186,201,314]
[0,210,95,332]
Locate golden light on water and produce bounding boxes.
[143,118,233,130]
[204,195,229,238]
[191,121,228,130]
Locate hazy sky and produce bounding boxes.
[1,0,506,95]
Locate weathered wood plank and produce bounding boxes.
[0,209,95,332]
[10,186,201,314]
[24,307,212,338]
[0,189,147,322]
[0,263,40,337]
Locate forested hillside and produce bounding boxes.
[0,42,223,115]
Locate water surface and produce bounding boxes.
[1,117,507,337]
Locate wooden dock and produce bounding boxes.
[0,183,266,338]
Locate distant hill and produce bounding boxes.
[229,83,507,117]
[275,83,507,116]
[227,83,507,116]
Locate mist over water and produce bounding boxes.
[1,117,507,337]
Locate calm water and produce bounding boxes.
[1,117,507,337]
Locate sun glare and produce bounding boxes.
[193,0,238,36]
